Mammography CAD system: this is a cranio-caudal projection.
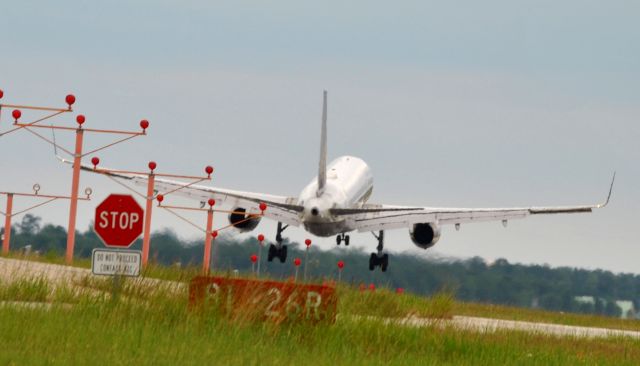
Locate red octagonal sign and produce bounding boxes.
[94,194,144,248]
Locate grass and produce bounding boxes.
[1,261,640,365]
[338,286,454,319]
[0,277,50,302]
[1,284,640,365]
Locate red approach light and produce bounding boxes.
[0,89,4,99]
[76,115,85,125]
[250,254,258,263]
[337,260,344,269]
[205,165,214,176]
[91,157,100,168]
[259,202,267,212]
[65,94,76,107]
[12,109,21,121]
[139,120,149,132]
[305,239,312,247]
[212,230,218,238]
[294,258,302,267]
[369,284,375,291]
[208,198,216,207]
[156,194,164,203]
[257,234,265,242]
[396,288,404,294]
[148,161,157,171]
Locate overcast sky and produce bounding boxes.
[1,1,638,273]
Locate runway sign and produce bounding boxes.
[92,248,142,277]
[189,276,337,323]
[94,194,144,248]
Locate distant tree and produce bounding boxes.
[34,224,67,254]
[17,214,41,235]
[594,298,605,315]
[576,301,594,314]
[604,299,622,317]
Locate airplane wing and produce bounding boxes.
[60,157,304,227]
[330,174,616,233]
[142,176,303,227]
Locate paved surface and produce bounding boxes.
[389,315,640,339]
[0,257,184,293]
[371,313,640,339]
[0,257,90,288]
[448,315,640,339]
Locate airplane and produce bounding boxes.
[68,91,615,272]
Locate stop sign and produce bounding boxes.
[94,194,144,248]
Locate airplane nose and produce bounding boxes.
[311,207,320,216]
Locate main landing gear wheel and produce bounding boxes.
[381,254,389,272]
[267,244,287,263]
[336,233,350,246]
[369,230,389,272]
[268,244,275,262]
[369,253,389,272]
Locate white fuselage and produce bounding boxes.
[297,156,373,236]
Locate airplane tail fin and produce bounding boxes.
[317,90,328,197]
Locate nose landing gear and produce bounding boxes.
[336,233,350,246]
[369,230,388,272]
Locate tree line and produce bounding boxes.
[3,214,638,317]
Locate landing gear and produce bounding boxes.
[336,233,350,246]
[369,253,388,272]
[268,222,289,263]
[369,230,389,272]
[268,243,287,263]
[275,222,288,245]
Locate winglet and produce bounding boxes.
[317,90,328,197]
[598,172,616,208]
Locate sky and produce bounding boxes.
[0,1,638,273]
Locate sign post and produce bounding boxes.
[2,194,12,254]
[142,160,156,267]
[303,239,311,281]
[257,234,265,276]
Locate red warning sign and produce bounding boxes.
[94,194,144,248]
[189,277,337,323]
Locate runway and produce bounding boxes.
[447,315,640,339]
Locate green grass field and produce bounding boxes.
[2,257,640,365]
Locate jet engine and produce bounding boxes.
[228,207,262,232]
[410,223,441,249]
